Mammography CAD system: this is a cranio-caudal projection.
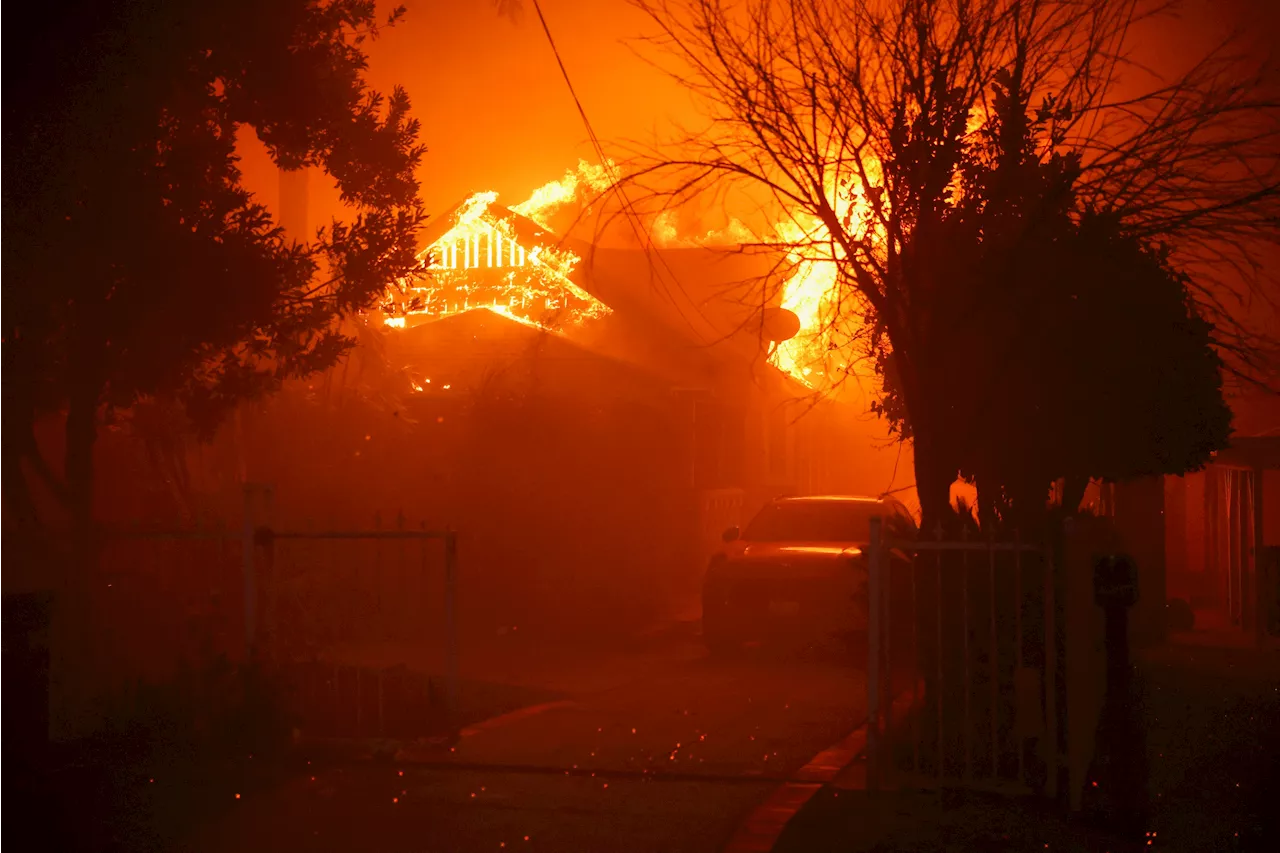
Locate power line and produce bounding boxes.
[529,0,707,336]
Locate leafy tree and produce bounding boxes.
[627,0,1279,528]
[3,0,426,534]
[884,64,1234,530]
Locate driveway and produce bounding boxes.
[192,626,870,852]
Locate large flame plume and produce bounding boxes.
[769,177,874,387]
[379,159,868,391]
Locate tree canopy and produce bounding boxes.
[627,0,1278,527]
[871,65,1236,528]
[3,0,426,529]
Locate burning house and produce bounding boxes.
[319,177,902,634]
[37,166,904,650]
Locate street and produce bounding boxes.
[192,623,871,853]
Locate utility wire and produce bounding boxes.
[529,0,707,337]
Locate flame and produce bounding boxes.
[652,210,680,247]
[381,186,610,333]
[768,175,876,388]
[650,210,757,248]
[772,253,837,381]
[511,159,614,230]
[379,158,872,393]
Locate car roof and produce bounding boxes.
[773,494,900,507]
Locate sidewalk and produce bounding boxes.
[9,608,710,853]
[771,636,1280,853]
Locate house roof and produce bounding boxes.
[407,194,808,396]
[389,306,682,390]
[418,197,585,260]
[579,244,794,349]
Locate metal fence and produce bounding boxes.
[24,486,461,745]
[252,515,460,743]
[865,517,1058,799]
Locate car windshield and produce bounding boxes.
[742,501,882,542]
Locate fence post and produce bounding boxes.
[1044,543,1059,801]
[867,515,883,790]
[242,484,257,659]
[444,528,461,734]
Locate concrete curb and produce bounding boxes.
[720,682,925,853]
[458,699,578,738]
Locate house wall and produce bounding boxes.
[1165,462,1280,635]
[1265,469,1280,547]
[1167,468,1231,621]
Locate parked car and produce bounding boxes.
[701,495,916,654]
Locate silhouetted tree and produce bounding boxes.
[627,0,1279,528]
[884,64,1234,531]
[3,1,426,536]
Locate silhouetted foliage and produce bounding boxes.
[880,65,1234,527]
[3,0,426,531]
[628,0,1278,528]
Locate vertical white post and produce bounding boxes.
[1015,542,1025,787]
[868,515,883,790]
[1044,545,1059,800]
[1252,466,1265,646]
[262,485,276,661]
[444,528,461,732]
[242,484,257,658]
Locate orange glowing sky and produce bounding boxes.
[239,0,1277,236]
[229,0,1276,509]
[239,0,701,230]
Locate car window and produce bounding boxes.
[886,503,918,539]
[743,501,882,542]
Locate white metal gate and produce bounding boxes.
[865,516,1059,798]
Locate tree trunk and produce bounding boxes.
[895,350,952,533]
[1062,476,1088,516]
[976,481,1002,533]
[912,429,953,533]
